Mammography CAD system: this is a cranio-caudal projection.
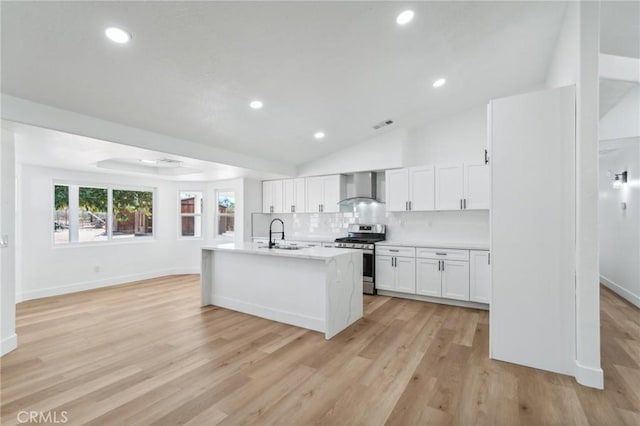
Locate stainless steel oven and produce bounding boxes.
[335,224,385,295]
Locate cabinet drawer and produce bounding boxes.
[376,246,415,258]
[416,247,469,261]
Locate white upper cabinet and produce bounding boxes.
[435,164,464,210]
[262,180,284,213]
[409,166,435,211]
[386,166,435,212]
[463,162,490,210]
[435,162,489,211]
[283,178,306,213]
[305,175,345,213]
[386,168,409,212]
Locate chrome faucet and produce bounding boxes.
[269,218,285,248]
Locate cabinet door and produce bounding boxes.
[262,181,273,213]
[375,255,394,291]
[464,162,490,210]
[394,256,416,294]
[435,164,464,210]
[416,258,441,297]
[306,177,324,213]
[271,180,284,213]
[294,178,306,213]
[470,250,490,303]
[409,166,435,211]
[441,260,470,301]
[282,179,296,213]
[322,175,343,213]
[386,168,409,212]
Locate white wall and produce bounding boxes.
[545,0,603,389]
[298,105,487,176]
[600,85,640,141]
[599,138,640,307]
[18,165,202,300]
[1,128,18,356]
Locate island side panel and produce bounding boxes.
[324,251,363,339]
[210,251,327,333]
[201,249,213,306]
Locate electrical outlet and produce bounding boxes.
[0,235,8,248]
[93,265,101,273]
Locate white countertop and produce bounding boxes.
[377,240,490,250]
[202,242,360,261]
[252,235,338,243]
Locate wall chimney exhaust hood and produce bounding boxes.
[338,172,383,205]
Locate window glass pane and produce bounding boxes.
[112,190,154,239]
[180,192,202,237]
[180,192,202,214]
[217,191,235,238]
[181,215,203,237]
[79,187,108,242]
[54,185,69,244]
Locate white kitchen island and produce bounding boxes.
[201,243,363,339]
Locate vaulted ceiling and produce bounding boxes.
[1,1,566,166]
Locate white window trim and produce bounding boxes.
[214,189,236,241]
[52,181,157,248]
[178,190,203,240]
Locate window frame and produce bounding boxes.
[214,189,236,241]
[52,180,157,248]
[178,190,204,240]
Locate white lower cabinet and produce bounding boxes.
[469,250,491,303]
[416,258,441,297]
[378,245,489,306]
[441,260,470,301]
[375,255,415,294]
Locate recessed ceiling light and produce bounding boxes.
[314,132,325,140]
[433,78,447,88]
[249,100,263,109]
[105,27,131,44]
[396,10,414,25]
[139,159,156,164]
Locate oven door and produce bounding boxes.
[362,250,375,294]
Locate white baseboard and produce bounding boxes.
[600,275,640,308]
[377,290,490,311]
[20,268,200,301]
[575,361,604,389]
[1,333,18,357]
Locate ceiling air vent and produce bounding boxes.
[157,158,184,167]
[372,119,394,130]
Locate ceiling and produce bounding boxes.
[9,122,283,181]
[600,79,638,118]
[1,1,566,166]
[601,1,640,58]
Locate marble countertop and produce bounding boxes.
[202,242,360,261]
[252,235,340,243]
[377,240,490,250]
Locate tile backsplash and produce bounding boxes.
[252,203,489,243]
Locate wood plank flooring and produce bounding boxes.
[1,275,638,425]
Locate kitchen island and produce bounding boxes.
[201,242,363,339]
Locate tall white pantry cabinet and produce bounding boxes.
[489,85,576,376]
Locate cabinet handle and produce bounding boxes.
[405,201,408,211]
[464,199,467,209]
[270,206,274,213]
[484,149,489,165]
[389,249,399,252]
[441,261,445,271]
[438,260,441,271]
[318,204,321,212]
[488,253,491,265]
[409,201,412,211]
[460,199,463,210]
[321,204,324,212]
[291,205,294,213]
[436,252,447,256]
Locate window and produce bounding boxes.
[179,191,203,238]
[53,184,154,244]
[216,191,235,238]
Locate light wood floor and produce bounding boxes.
[1,275,639,425]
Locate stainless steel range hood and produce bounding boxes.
[338,172,383,205]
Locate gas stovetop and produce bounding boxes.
[334,224,386,249]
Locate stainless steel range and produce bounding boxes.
[335,224,386,295]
